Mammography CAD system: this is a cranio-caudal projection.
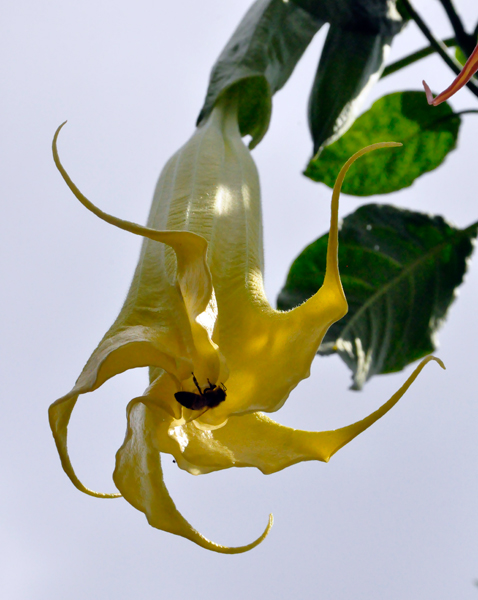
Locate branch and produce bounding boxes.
[381,37,456,78]
[437,0,476,57]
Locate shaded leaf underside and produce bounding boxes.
[278,204,476,389]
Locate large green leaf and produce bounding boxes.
[277,204,477,389]
[198,0,405,150]
[295,0,404,155]
[197,0,323,148]
[307,27,395,156]
[292,0,402,32]
[305,91,461,195]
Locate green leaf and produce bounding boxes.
[308,27,395,155]
[198,0,404,150]
[277,204,477,390]
[455,37,477,66]
[197,0,323,148]
[394,0,412,21]
[292,0,402,33]
[295,0,404,154]
[304,91,461,195]
[455,45,468,66]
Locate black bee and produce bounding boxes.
[174,373,226,410]
[174,373,227,411]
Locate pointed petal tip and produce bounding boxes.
[214,513,273,555]
[422,80,435,105]
[77,487,121,499]
[321,354,446,462]
[48,400,122,499]
[53,121,68,143]
[425,354,446,371]
[162,511,274,555]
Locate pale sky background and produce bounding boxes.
[2,1,478,599]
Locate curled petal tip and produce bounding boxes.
[48,399,122,499]
[427,355,446,371]
[422,80,435,105]
[264,513,274,536]
[52,122,68,158]
[55,121,68,137]
[416,354,445,372]
[192,512,273,554]
[262,513,274,539]
[228,513,273,554]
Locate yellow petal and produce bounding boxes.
[199,142,402,426]
[48,330,188,498]
[48,395,120,498]
[113,400,273,553]
[159,356,445,474]
[54,108,401,430]
[50,121,233,496]
[53,122,222,385]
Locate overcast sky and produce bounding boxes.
[2,1,478,599]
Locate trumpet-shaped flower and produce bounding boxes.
[423,40,478,105]
[50,93,443,553]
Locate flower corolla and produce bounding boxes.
[50,93,442,553]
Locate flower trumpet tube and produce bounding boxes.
[50,93,444,553]
[423,40,478,105]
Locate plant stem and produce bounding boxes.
[455,109,478,116]
[400,0,478,100]
[381,37,456,78]
[437,0,476,57]
[423,108,478,131]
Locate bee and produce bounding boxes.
[174,373,227,411]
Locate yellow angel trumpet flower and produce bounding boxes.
[50,92,444,553]
[423,40,478,105]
